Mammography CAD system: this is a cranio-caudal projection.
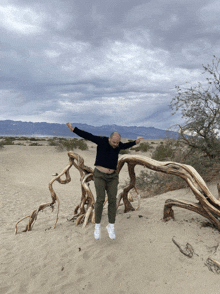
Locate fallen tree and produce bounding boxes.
[15,153,220,234]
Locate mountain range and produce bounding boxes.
[0,120,179,139]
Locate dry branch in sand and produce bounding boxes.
[172,237,194,258]
[205,257,220,274]
[15,153,220,234]
[15,152,94,234]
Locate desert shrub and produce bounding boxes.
[131,142,153,152]
[151,141,174,161]
[136,170,186,198]
[0,137,30,148]
[29,137,44,141]
[48,138,58,146]
[29,143,42,146]
[179,149,220,183]
[49,138,88,151]
[19,137,30,141]
[61,138,88,151]
[136,138,220,198]
[1,137,15,145]
[119,149,130,154]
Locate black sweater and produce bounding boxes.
[73,127,136,170]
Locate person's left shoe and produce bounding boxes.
[106,223,115,240]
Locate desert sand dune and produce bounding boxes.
[1,144,220,294]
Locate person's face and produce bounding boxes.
[108,134,120,148]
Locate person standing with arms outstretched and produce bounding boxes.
[66,123,142,240]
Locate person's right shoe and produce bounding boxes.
[94,224,101,240]
[106,223,115,240]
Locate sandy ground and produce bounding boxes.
[1,144,220,294]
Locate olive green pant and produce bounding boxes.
[93,168,119,224]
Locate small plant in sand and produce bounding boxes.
[29,142,43,146]
[1,137,15,146]
[18,137,30,141]
[119,149,130,154]
[49,137,88,151]
[151,141,174,161]
[29,137,46,142]
[48,137,58,146]
[131,142,153,152]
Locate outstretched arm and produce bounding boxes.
[66,122,103,145]
[119,136,144,150]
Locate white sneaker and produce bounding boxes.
[94,224,101,240]
[106,224,115,240]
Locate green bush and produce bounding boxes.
[136,170,186,197]
[48,138,58,146]
[29,137,45,141]
[29,143,42,146]
[131,142,153,152]
[136,138,220,198]
[119,149,130,154]
[151,142,174,161]
[1,137,15,145]
[49,138,88,151]
[16,137,29,141]
[0,136,17,148]
[61,138,88,151]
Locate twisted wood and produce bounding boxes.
[15,153,220,234]
[118,154,220,230]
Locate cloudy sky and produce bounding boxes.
[1,0,220,129]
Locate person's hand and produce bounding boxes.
[136,136,143,144]
[66,122,74,132]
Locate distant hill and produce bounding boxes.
[0,120,179,139]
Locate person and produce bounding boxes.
[66,123,142,240]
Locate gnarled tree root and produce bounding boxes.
[15,153,220,234]
[15,152,94,234]
[116,161,141,212]
[118,155,220,230]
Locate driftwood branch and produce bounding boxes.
[118,155,220,230]
[15,152,94,234]
[172,237,194,258]
[15,153,220,234]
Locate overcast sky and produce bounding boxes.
[1,0,220,130]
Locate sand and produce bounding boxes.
[1,144,220,294]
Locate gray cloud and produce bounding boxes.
[1,0,220,130]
